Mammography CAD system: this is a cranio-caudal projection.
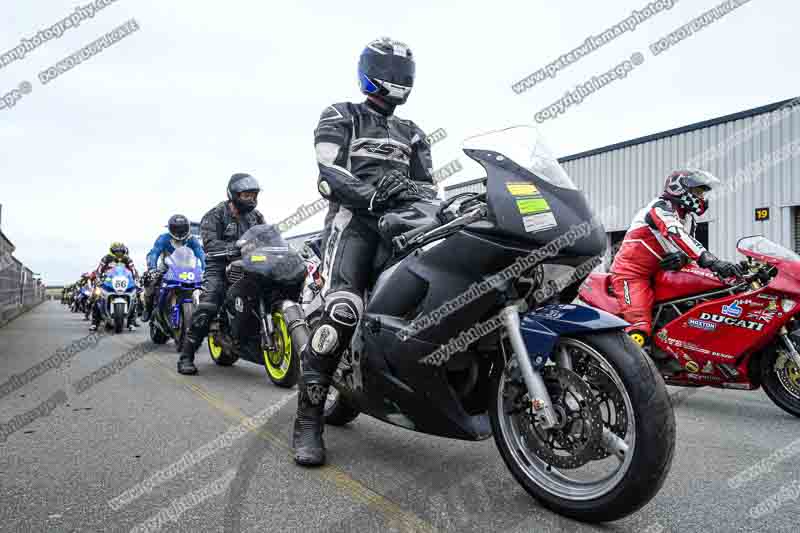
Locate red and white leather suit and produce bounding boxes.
[609,196,708,336]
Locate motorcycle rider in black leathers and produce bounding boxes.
[177,173,265,375]
[293,37,437,466]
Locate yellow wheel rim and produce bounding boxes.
[264,312,292,380]
[208,334,224,360]
[629,332,646,347]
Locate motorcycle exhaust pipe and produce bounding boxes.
[280,300,311,356]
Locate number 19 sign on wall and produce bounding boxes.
[755,207,770,222]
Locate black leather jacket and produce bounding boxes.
[200,201,265,262]
[315,99,435,222]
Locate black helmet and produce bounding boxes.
[663,169,721,216]
[358,37,415,106]
[168,214,191,242]
[227,173,261,214]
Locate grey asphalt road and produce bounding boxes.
[0,302,796,532]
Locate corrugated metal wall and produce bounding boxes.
[445,103,800,261]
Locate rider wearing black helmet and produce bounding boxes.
[177,173,265,375]
[292,37,437,466]
[141,214,207,322]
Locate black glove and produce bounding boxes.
[226,244,242,258]
[659,252,689,271]
[370,170,413,212]
[699,251,743,278]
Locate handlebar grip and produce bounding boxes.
[392,221,443,252]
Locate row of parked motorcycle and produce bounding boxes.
[63,265,145,334]
[53,126,800,523]
[61,229,327,390]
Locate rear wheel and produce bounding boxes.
[263,312,299,388]
[324,386,360,426]
[208,333,238,366]
[489,332,675,522]
[761,344,800,418]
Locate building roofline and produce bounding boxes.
[443,177,487,192]
[445,97,800,191]
[558,96,800,163]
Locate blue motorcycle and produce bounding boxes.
[148,247,203,351]
[72,285,92,315]
[94,264,138,333]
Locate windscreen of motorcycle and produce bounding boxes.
[166,247,199,269]
[460,125,606,257]
[237,224,307,286]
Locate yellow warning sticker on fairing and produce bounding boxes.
[506,182,539,196]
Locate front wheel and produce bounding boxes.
[150,321,168,344]
[113,302,125,333]
[176,302,194,353]
[489,332,675,523]
[761,344,800,418]
[263,312,299,388]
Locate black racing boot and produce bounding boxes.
[178,337,199,375]
[292,373,330,466]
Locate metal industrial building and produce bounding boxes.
[445,97,800,267]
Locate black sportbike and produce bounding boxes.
[205,225,308,388]
[296,126,675,522]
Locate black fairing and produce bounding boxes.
[465,148,606,258]
[336,146,607,440]
[217,225,306,365]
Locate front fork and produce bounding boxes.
[500,304,629,460]
[500,306,559,429]
[779,326,800,369]
[258,298,276,352]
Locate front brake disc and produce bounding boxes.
[520,366,604,469]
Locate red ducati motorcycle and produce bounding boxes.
[578,236,800,417]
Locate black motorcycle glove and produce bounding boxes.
[659,252,689,271]
[698,251,743,278]
[226,244,242,258]
[370,170,413,212]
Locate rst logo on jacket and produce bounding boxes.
[351,139,411,163]
[699,312,765,331]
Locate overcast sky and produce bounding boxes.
[1,0,796,285]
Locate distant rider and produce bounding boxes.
[609,169,743,355]
[141,215,206,322]
[177,173,265,375]
[90,242,140,331]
